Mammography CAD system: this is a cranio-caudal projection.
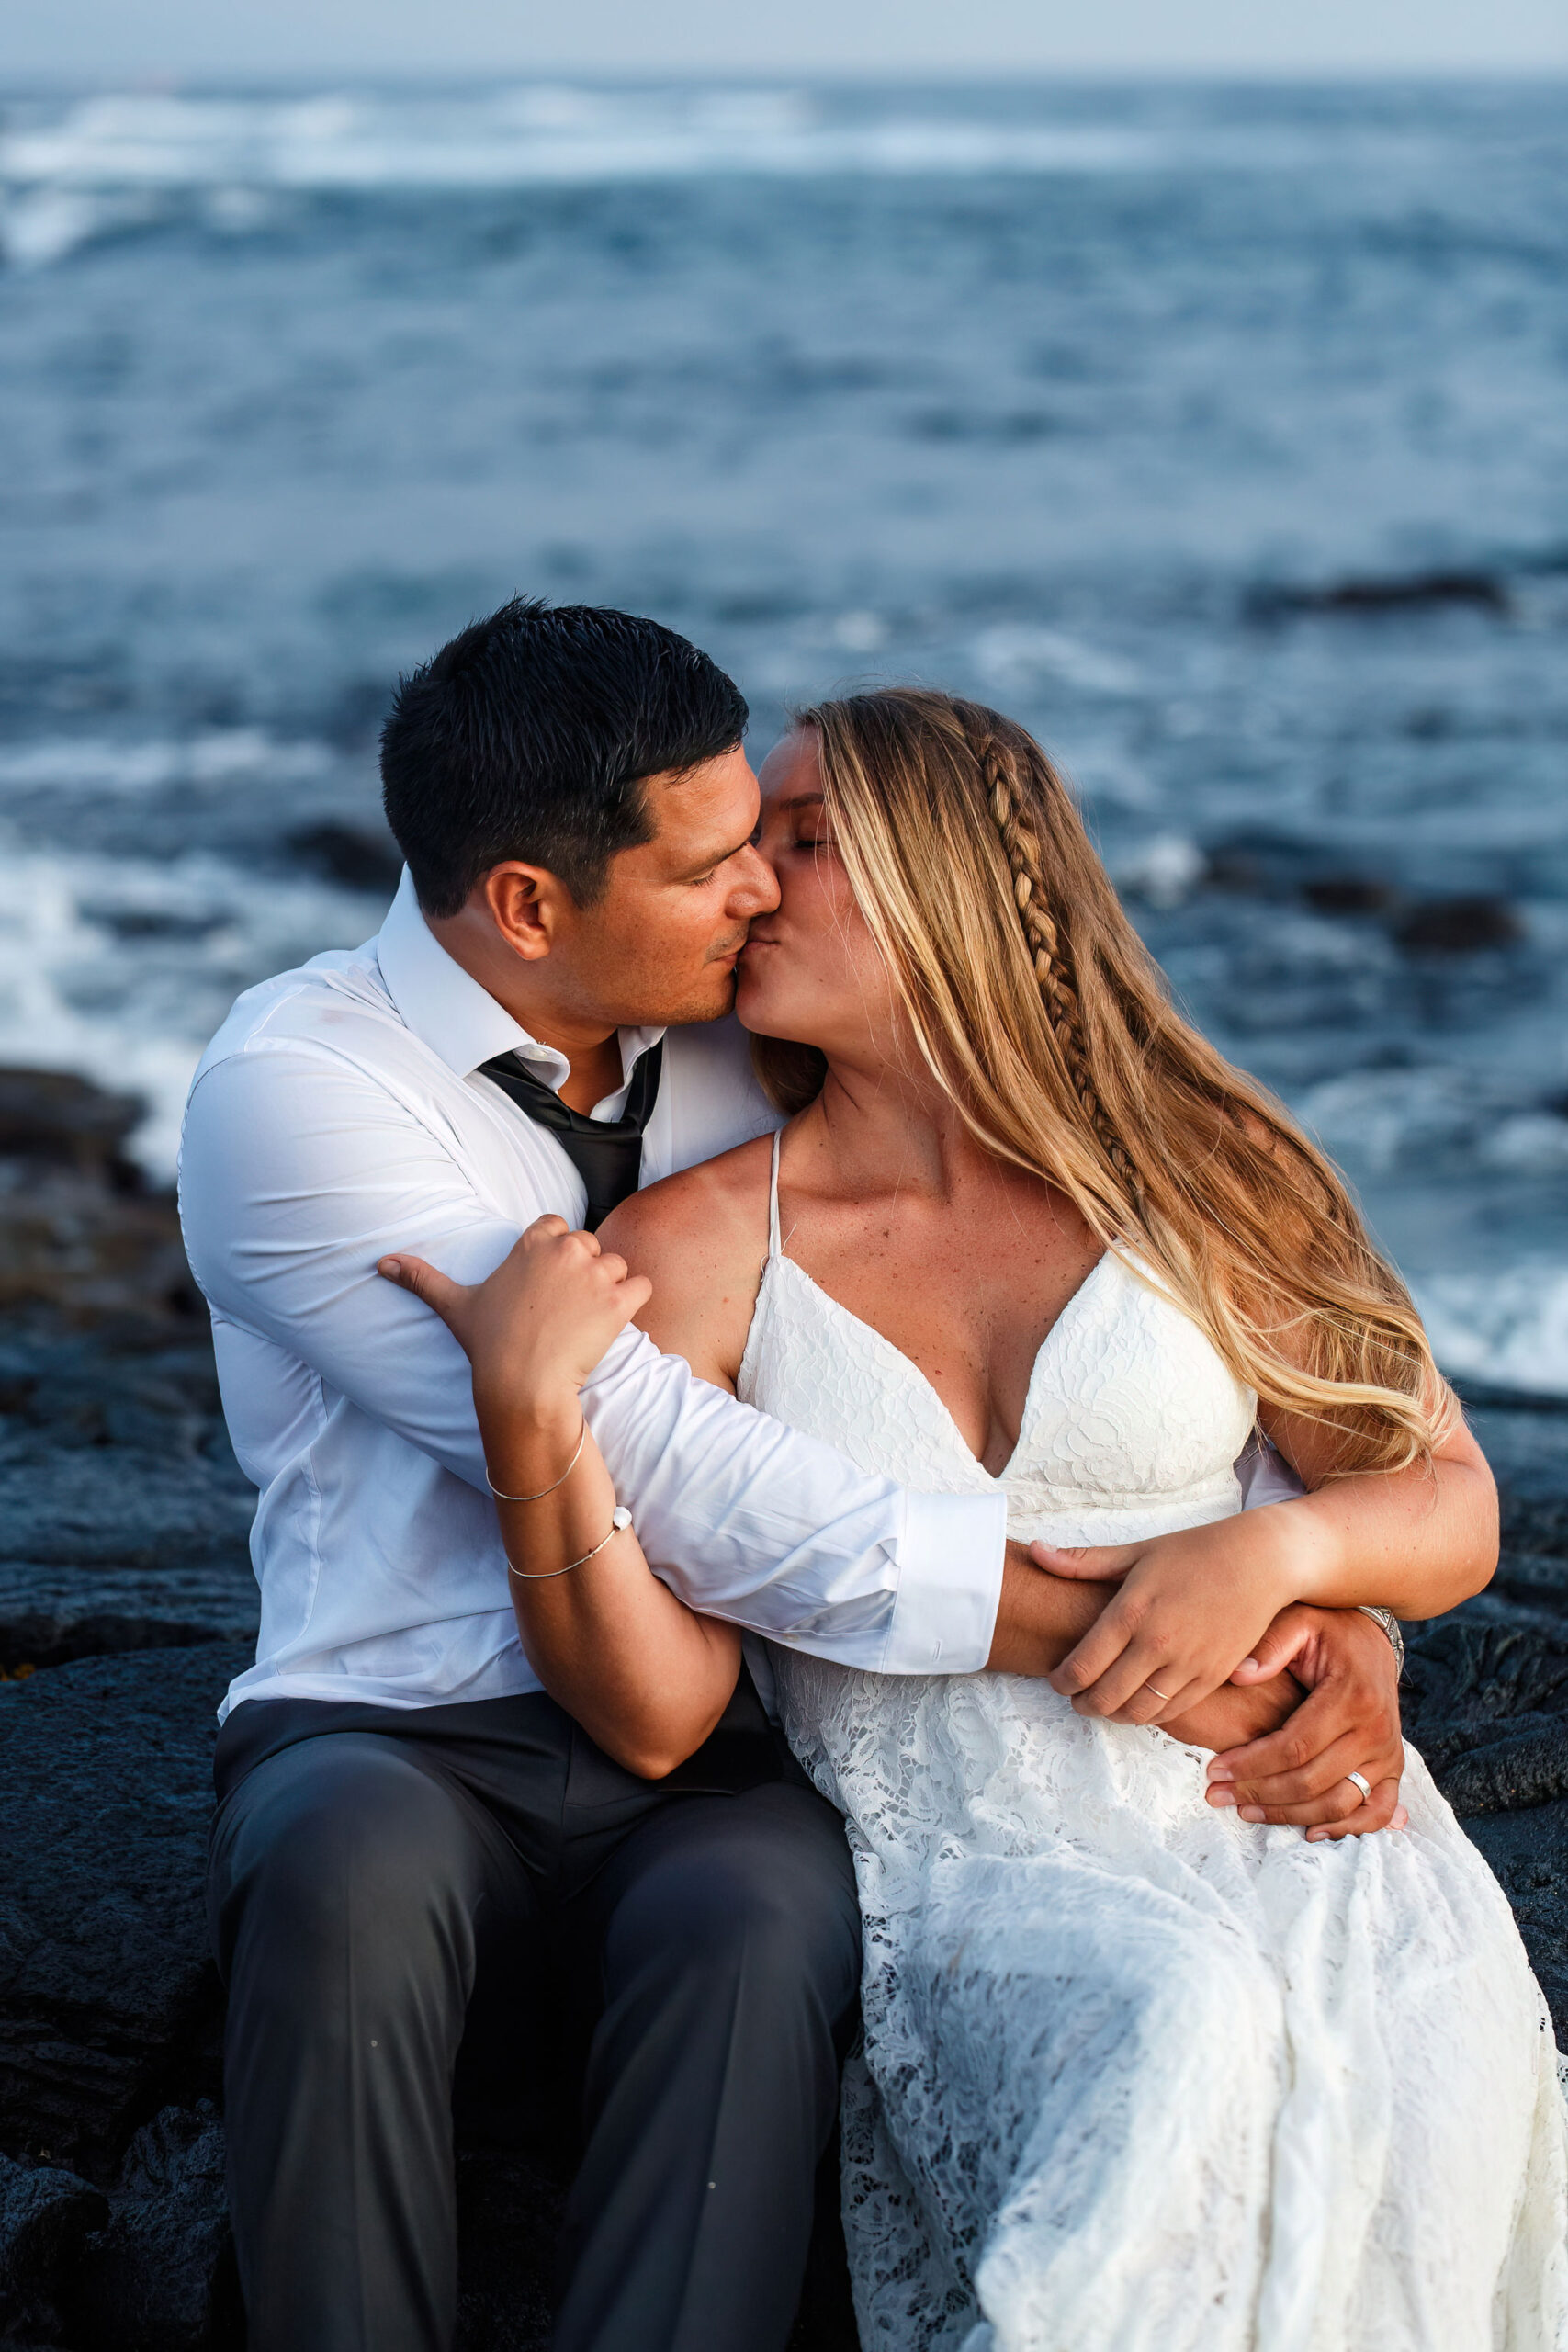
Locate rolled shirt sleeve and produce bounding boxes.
[581,1331,1009,1674]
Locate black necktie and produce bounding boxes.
[478,1040,664,1230]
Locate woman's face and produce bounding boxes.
[735,728,901,1066]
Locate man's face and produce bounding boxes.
[551,748,779,1029]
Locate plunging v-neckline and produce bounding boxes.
[769,1251,1113,1483]
[761,1153,1115,1484]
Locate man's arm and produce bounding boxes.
[181,1047,1009,1675]
[576,1322,1006,1669]
[181,1046,522,1489]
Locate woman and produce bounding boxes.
[386,690,1567,2349]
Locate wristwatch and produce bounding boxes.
[1356,1604,1405,1677]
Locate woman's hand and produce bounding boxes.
[378,1216,651,1427]
[1038,1540,1409,1838]
[1034,1506,1312,1724]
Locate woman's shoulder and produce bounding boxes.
[599,1135,776,1380]
[604,1133,774,1269]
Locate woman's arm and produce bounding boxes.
[1038,1392,1495,1730]
[381,1217,742,1780]
[1251,1394,1497,1619]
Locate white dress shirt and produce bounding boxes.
[179,867,1009,1720]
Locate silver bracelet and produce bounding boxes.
[506,1506,633,1583]
[1357,1603,1405,1676]
[486,1417,587,1504]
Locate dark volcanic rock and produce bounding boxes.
[287,818,402,896]
[1353,1587,1568,2041]
[0,1318,258,1675]
[1247,567,1509,619]
[0,1074,257,1680]
[1301,875,1398,917]
[0,1068,202,1331]
[0,1168,198,1329]
[59,2104,239,2352]
[1403,1424,1568,2036]
[0,1447,252,1577]
[0,1073,141,1182]
[0,1555,255,1677]
[0,1643,250,2174]
[1462,1798,1568,2048]
[1404,1608,1568,1815]
[0,1446,256,1673]
[1393,895,1523,956]
[0,2150,108,2292]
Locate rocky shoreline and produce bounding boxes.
[2,1069,1566,2349]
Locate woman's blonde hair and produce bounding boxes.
[754,687,1453,1476]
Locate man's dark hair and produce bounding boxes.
[380,597,749,913]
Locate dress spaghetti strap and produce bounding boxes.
[767,1128,784,1261]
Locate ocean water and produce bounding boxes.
[2,79,1566,1388]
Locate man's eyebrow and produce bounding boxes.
[674,828,759,878]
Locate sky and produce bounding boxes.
[7,0,1567,85]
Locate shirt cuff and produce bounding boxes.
[880,1488,1010,1675]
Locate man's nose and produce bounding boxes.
[730,842,781,914]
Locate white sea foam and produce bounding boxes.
[0,832,388,1178]
[1110,832,1205,908]
[1295,1067,1555,1181]
[0,87,1184,214]
[0,187,162,268]
[1415,1268,1568,1400]
[971,625,1140,696]
[0,730,333,797]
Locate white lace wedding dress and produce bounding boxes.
[738,1137,1568,2352]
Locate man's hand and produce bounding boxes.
[1162,1669,1302,1758]
[1206,1604,1406,1840]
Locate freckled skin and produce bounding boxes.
[602,729,1103,1475]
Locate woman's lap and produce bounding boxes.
[844,1771,1568,2352]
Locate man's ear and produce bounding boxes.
[480,862,569,963]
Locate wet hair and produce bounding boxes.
[755,688,1453,1477]
[380,596,749,913]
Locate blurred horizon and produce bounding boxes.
[6,70,1568,94]
[6,0,1566,85]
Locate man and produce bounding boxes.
[180,598,1404,2352]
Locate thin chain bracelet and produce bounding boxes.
[486,1416,587,1504]
[506,1506,634,1583]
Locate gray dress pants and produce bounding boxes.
[206,1669,860,2352]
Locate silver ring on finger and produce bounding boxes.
[1344,1770,1372,1803]
[1145,1685,1171,1704]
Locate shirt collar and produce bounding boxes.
[375,865,664,1105]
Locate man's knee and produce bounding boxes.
[608,1789,860,2018]
[209,1733,485,1989]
